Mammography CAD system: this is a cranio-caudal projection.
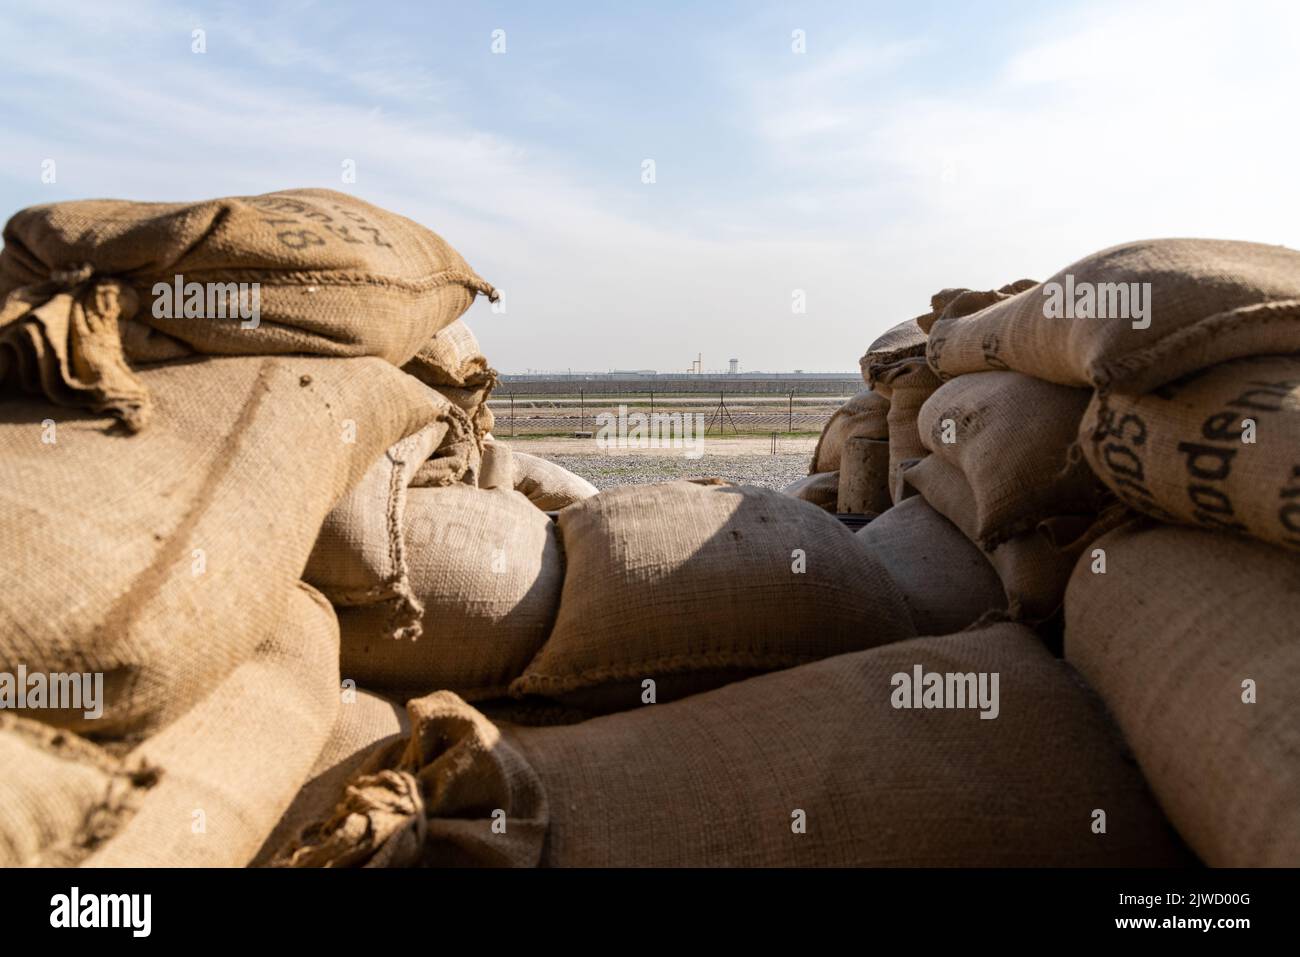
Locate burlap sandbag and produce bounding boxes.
[914,280,1038,336]
[511,449,598,510]
[926,239,1300,394]
[255,689,409,866]
[0,714,156,867]
[0,355,435,736]
[780,470,839,512]
[917,371,1104,547]
[477,437,514,490]
[339,485,563,702]
[1065,522,1300,866]
[857,496,1006,635]
[504,625,1189,867]
[859,318,927,394]
[83,583,340,867]
[0,189,495,429]
[273,690,547,868]
[511,482,914,712]
[881,358,941,503]
[861,282,1037,393]
[1080,355,1300,551]
[809,388,890,473]
[904,456,1119,620]
[305,396,476,642]
[401,319,498,440]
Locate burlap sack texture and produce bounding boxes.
[780,470,840,511]
[880,358,941,503]
[401,318,498,440]
[915,371,1107,548]
[503,625,1190,867]
[1079,355,1300,552]
[902,456,1123,621]
[273,691,547,868]
[0,714,157,867]
[305,392,477,642]
[860,317,927,396]
[510,449,599,511]
[0,355,435,736]
[808,387,890,474]
[859,282,1036,391]
[339,485,564,702]
[255,689,409,867]
[511,481,915,712]
[857,496,1007,636]
[0,189,496,430]
[84,583,340,867]
[1065,521,1300,866]
[926,239,1300,394]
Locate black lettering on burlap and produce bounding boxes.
[1177,441,1236,481]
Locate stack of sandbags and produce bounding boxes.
[0,188,496,430]
[895,237,1300,862]
[858,238,1300,624]
[271,624,1190,867]
[0,189,497,866]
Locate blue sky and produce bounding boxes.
[2,0,1297,373]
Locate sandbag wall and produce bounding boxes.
[5,192,1296,868]
[791,238,1300,866]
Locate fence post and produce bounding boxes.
[788,391,794,433]
[579,389,584,434]
[510,394,515,437]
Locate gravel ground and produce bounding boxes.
[542,452,812,490]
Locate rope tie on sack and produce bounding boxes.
[0,263,151,432]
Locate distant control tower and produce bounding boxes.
[729,358,739,374]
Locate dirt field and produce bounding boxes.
[506,435,818,490]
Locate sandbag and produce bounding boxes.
[917,371,1103,547]
[903,456,1115,620]
[339,485,564,701]
[1065,522,1300,866]
[857,496,1006,635]
[511,481,914,711]
[0,355,434,736]
[0,714,155,867]
[305,395,476,641]
[882,358,941,503]
[255,688,409,866]
[0,189,495,429]
[478,437,514,491]
[402,319,498,440]
[781,470,839,511]
[808,388,890,473]
[504,625,1190,866]
[859,318,927,393]
[914,280,1038,336]
[926,239,1300,394]
[273,690,547,868]
[1079,355,1300,551]
[511,450,599,510]
[85,583,341,867]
